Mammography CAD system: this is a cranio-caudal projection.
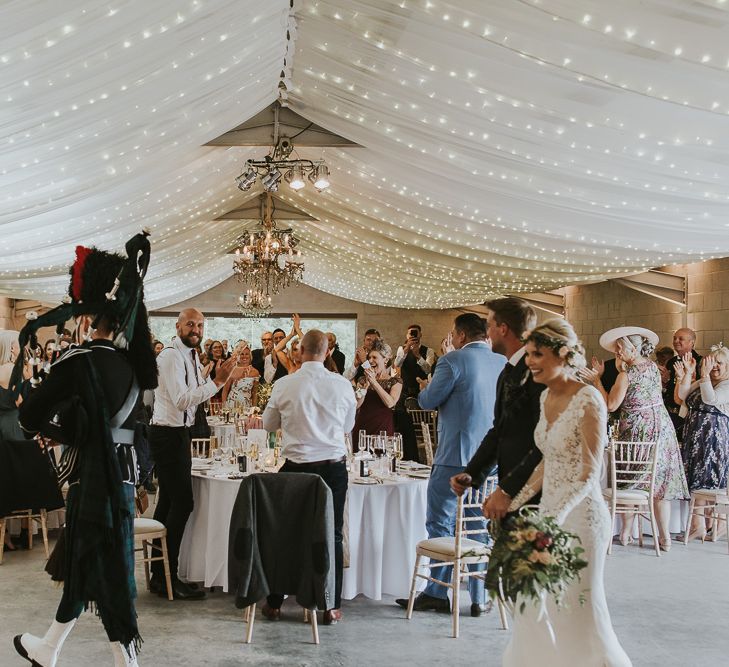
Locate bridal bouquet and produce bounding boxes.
[485,509,588,613]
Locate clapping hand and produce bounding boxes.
[681,351,697,378]
[441,332,455,355]
[355,346,367,366]
[701,355,716,380]
[591,357,605,377]
[363,367,377,385]
[213,355,237,386]
[577,367,600,386]
[673,360,686,382]
[416,376,430,390]
[292,313,302,336]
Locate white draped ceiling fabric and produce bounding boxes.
[2,0,729,309]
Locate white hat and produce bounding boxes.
[599,326,659,353]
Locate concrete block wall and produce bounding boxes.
[565,256,729,360]
[564,281,684,360]
[0,298,14,330]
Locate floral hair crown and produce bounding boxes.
[711,342,725,354]
[523,330,585,368]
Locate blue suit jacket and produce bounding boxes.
[418,342,505,468]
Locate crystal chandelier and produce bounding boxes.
[233,193,305,306]
[235,136,330,193]
[237,289,272,319]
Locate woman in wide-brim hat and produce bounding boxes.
[580,326,689,552]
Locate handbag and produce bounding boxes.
[135,486,149,515]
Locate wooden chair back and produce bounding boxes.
[420,423,434,466]
[609,440,658,499]
[191,438,211,459]
[455,475,498,555]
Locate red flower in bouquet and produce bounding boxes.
[534,531,553,550]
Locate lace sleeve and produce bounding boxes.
[508,459,544,511]
[553,387,606,524]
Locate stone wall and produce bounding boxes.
[566,257,729,359]
[0,298,14,330]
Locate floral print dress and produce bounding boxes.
[616,360,689,500]
[681,384,729,491]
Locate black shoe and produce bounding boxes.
[470,603,487,617]
[149,576,165,595]
[395,592,450,613]
[170,579,206,600]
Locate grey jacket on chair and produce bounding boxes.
[228,472,335,611]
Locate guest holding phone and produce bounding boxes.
[351,341,402,451]
[394,324,435,403]
[393,325,436,461]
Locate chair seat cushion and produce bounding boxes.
[416,536,489,558]
[603,488,649,502]
[134,518,166,534]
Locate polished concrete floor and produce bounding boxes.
[1,532,727,666]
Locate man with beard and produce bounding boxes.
[148,308,235,600]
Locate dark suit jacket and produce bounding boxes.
[251,348,265,379]
[464,351,545,501]
[331,347,345,374]
[228,473,335,611]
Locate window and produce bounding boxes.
[150,315,357,366]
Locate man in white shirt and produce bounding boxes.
[149,308,235,600]
[262,329,356,625]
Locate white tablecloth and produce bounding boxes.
[178,471,428,600]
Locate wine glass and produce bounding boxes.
[203,401,210,418]
[393,436,403,475]
[358,430,367,454]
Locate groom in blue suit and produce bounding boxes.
[396,313,504,615]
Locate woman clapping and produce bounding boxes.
[674,347,729,541]
[352,340,402,450]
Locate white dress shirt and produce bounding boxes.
[152,337,219,427]
[394,345,435,373]
[263,353,276,384]
[508,346,527,367]
[263,361,356,463]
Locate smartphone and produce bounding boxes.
[362,360,372,370]
[409,328,418,338]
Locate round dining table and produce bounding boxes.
[178,467,428,600]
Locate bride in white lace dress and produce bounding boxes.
[498,319,631,667]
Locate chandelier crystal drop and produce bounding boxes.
[233,193,305,311]
[237,289,273,319]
